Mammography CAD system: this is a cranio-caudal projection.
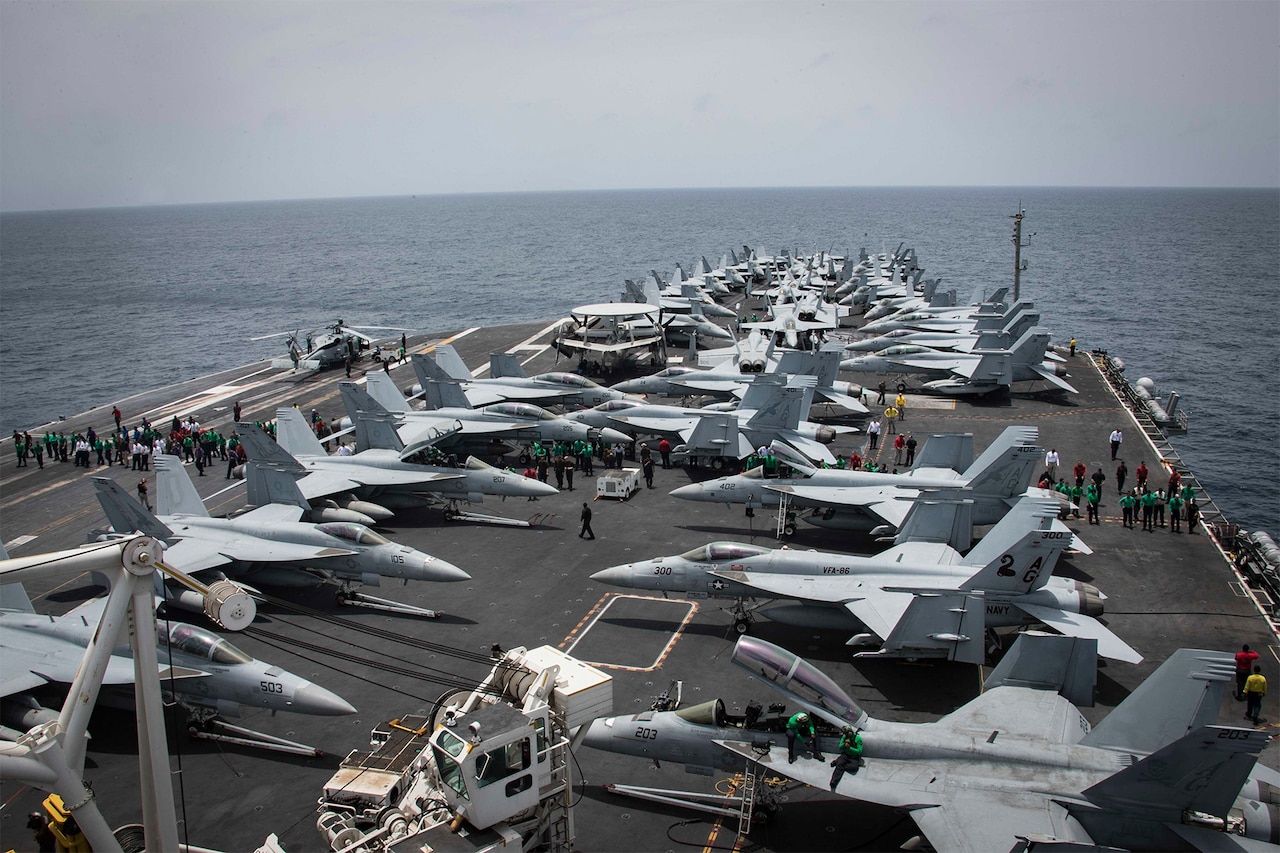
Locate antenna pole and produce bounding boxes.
[1010,207,1030,301]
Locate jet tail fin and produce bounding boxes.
[960,426,1040,496]
[154,454,210,517]
[238,420,307,474]
[365,372,414,413]
[683,414,747,459]
[244,458,310,510]
[910,433,975,473]
[410,352,452,389]
[352,409,407,454]
[983,634,1098,707]
[744,376,815,432]
[271,408,328,459]
[431,345,473,381]
[489,351,526,379]
[1008,329,1052,365]
[1080,649,1235,754]
[1082,726,1269,818]
[893,490,973,550]
[423,378,473,410]
[960,495,1064,592]
[0,581,35,613]
[92,476,175,539]
[338,380,392,420]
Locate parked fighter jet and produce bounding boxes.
[591,494,1138,663]
[349,373,630,457]
[610,330,781,397]
[841,329,1076,395]
[586,636,1277,853]
[408,347,631,408]
[0,582,354,742]
[91,459,468,615]
[672,427,1045,532]
[740,295,841,350]
[240,409,555,516]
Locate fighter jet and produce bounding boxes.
[843,308,1042,355]
[91,458,469,614]
[841,328,1077,395]
[585,635,1277,853]
[740,295,842,350]
[0,582,354,742]
[238,409,556,516]
[671,427,1046,532]
[348,373,631,457]
[408,346,632,408]
[610,329,781,397]
[591,494,1139,663]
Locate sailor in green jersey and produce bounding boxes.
[1118,491,1136,529]
[1085,483,1101,525]
[1168,492,1183,532]
[829,725,864,790]
[1068,483,1083,518]
[1140,489,1157,531]
[785,712,823,763]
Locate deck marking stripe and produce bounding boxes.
[560,592,698,672]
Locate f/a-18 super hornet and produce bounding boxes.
[672,427,1047,533]
[610,329,781,398]
[237,408,555,518]
[0,581,355,747]
[346,373,630,457]
[92,457,469,616]
[841,328,1076,395]
[408,346,631,408]
[585,635,1278,853]
[591,494,1139,663]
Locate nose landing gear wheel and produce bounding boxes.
[734,618,751,635]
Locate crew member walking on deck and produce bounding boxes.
[893,433,906,466]
[658,438,672,469]
[867,419,881,450]
[1109,428,1123,460]
[1115,460,1127,494]
[1118,490,1134,529]
[1235,645,1260,700]
[1187,498,1201,534]
[1086,483,1101,525]
[1154,488,1166,526]
[1140,488,1156,531]
[579,502,595,540]
[884,407,898,434]
[905,435,917,467]
[1244,666,1266,725]
[894,392,906,422]
[1069,337,1077,357]
[137,478,151,511]
[1045,448,1060,484]
[1135,461,1149,491]
[1073,460,1086,488]
[1168,491,1182,532]
[876,381,886,405]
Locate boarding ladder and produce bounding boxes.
[775,490,794,539]
[737,762,758,840]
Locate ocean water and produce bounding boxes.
[2,187,1276,532]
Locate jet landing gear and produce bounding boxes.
[185,709,327,757]
[726,599,761,635]
[335,582,443,618]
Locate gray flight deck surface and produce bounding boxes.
[1,320,1276,852]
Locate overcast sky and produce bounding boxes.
[2,1,1276,211]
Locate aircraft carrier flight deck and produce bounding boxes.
[1,315,1276,853]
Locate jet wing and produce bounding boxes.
[236,504,307,525]
[933,684,1085,743]
[161,538,235,573]
[464,386,573,407]
[610,415,698,438]
[0,623,144,692]
[1028,364,1079,394]
[907,794,1078,853]
[766,484,918,527]
[1015,603,1143,664]
[669,378,746,395]
[812,389,870,414]
[300,469,459,497]
[894,355,971,373]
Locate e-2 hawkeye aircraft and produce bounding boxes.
[92,456,469,617]
[585,635,1277,853]
[591,493,1138,664]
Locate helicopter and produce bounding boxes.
[253,320,412,371]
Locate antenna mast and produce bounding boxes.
[1010,207,1031,301]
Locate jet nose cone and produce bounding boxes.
[292,682,358,716]
[421,554,471,582]
[527,478,559,497]
[599,427,634,445]
[590,565,636,588]
[611,379,645,393]
[669,483,703,500]
[581,716,616,752]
